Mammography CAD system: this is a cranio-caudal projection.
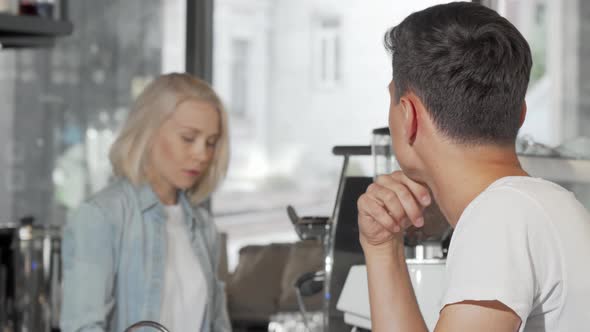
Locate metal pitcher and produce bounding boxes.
[12,216,61,332]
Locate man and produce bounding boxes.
[357,2,590,331]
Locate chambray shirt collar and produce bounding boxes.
[135,183,203,227]
[136,183,160,212]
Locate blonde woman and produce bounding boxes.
[60,73,232,332]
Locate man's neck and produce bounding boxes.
[422,145,528,227]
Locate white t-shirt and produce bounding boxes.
[441,176,590,332]
[160,204,208,332]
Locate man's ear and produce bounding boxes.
[519,101,527,128]
[400,96,418,145]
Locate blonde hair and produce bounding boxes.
[109,73,230,204]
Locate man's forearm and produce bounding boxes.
[364,242,428,332]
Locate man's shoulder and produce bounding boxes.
[468,177,569,218]
[487,176,568,197]
[455,177,567,239]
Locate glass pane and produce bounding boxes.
[0,0,186,226]
[212,0,453,271]
[495,0,585,147]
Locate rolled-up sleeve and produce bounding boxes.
[60,202,116,332]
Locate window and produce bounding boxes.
[491,0,581,146]
[0,0,186,225]
[314,17,341,88]
[212,0,453,271]
[230,39,250,117]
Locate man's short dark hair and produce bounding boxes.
[385,2,532,145]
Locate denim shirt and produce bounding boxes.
[60,179,232,332]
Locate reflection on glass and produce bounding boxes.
[496,0,582,146]
[212,0,452,270]
[0,0,186,225]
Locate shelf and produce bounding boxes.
[518,155,590,183]
[0,13,73,48]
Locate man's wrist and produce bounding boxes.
[360,236,405,260]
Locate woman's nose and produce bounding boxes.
[190,141,209,162]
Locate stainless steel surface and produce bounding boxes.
[295,287,312,331]
[269,312,323,332]
[518,155,590,183]
[323,153,349,331]
[517,135,590,183]
[324,175,371,331]
[404,241,445,260]
[325,145,383,331]
[12,216,62,332]
[287,205,330,241]
[124,320,171,332]
[372,127,395,177]
[294,270,325,332]
[406,258,447,265]
[0,222,19,229]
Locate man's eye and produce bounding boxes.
[182,136,195,143]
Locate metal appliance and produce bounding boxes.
[328,127,451,332]
[335,133,590,331]
[0,216,62,332]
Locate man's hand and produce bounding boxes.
[357,172,433,332]
[357,171,432,251]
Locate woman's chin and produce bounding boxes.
[176,179,200,191]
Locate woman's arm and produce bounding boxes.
[200,208,232,332]
[210,230,232,332]
[212,276,232,332]
[60,202,116,332]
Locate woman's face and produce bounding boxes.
[148,100,220,194]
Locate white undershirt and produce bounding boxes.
[441,177,590,331]
[160,204,208,332]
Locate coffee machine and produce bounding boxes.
[331,127,451,331]
[334,131,590,331]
